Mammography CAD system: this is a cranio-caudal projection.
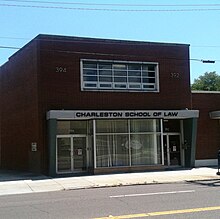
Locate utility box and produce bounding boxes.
[31,142,37,152]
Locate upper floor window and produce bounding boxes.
[81,59,159,92]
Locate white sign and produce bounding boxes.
[47,110,199,120]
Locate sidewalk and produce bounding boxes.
[0,167,219,196]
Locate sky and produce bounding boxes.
[0,0,220,83]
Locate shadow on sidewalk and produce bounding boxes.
[0,169,50,182]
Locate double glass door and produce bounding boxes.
[56,135,87,173]
[163,134,181,166]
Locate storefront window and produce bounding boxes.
[96,119,162,168]
[57,119,162,169]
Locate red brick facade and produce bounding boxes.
[0,41,40,171]
[192,92,220,160]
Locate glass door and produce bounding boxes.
[169,135,181,166]
[163,134,181,166]
[73,137,87,171]
[56,135,87,173]
[57,136,72,173]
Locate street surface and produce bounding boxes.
[0,180,220,218]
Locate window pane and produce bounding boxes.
[96,120,128,133]
[57,137,71,172]
[83,69,97,76]
[99,76,112,82]
[128,77,141,83]
[113,63,127,70]
[99,83,112,88]
[96,135,111,167]
[96,135,129,167]
[113,134,129,166]
[114,70,127,77]
[143,78,155,83]
[128,71,141,77]
[130,119,160,132]
[128,84,141,89]
[83,62,97,69]
[114,84,127,89]
[143,84,155,89]
[148,64,156,71]
[84,76,97,82]
[114,77,127,82]
[99,70,112,76]
[148,72,156,77]
[84,83,97,88]
[142,71,155,77]
[57,121,87,134]
[128,64,141,70]
[142,64,156,71]
[99,63,112,70]
[142,65,148,71]
[115,120,128,133]
[57,121,70,134]
[163,120,180,132]
[142,71,148,77]
[131,134,159,165]
[96,120,112,133]
[70,121,87,134]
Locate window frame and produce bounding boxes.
[80,59,159,92]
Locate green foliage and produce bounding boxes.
[191,71,220,91]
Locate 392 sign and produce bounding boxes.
[55,66,67,73]
[170,72,180,78]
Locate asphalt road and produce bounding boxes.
[0,180,220,218]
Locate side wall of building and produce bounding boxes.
[192,92,220,160]
[0,42,40,172]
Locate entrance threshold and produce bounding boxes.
[93,165,166,175]
[55,171,92,178]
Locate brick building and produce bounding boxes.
[0,34,219,176]
[192,91,220,166]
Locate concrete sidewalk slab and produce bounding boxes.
[0,167,219,196]
[54,177,96,190]
[25,179,64,193]
[0,181,33,196]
